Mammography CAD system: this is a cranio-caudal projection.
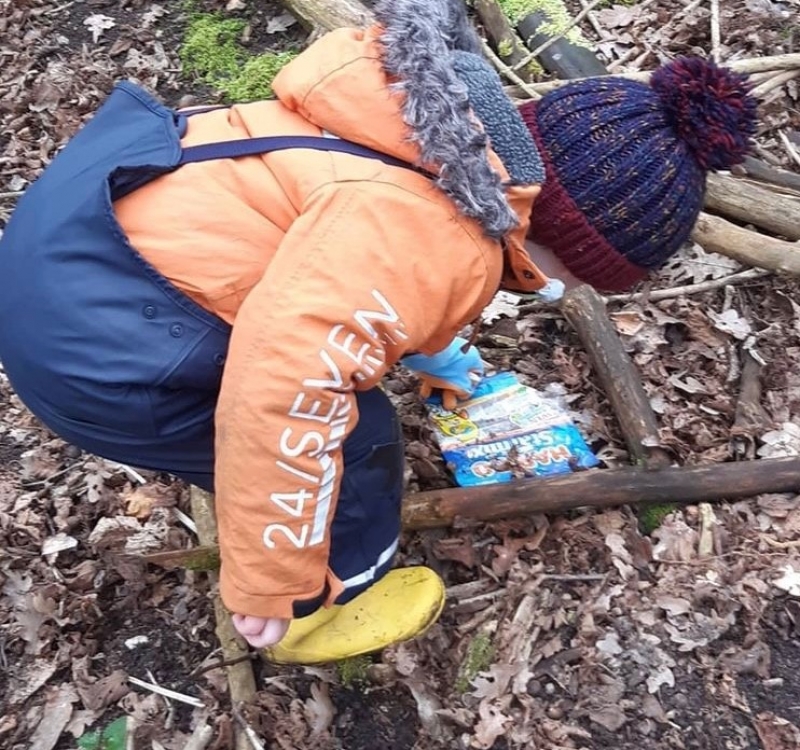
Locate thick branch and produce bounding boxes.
[561,285,671,468]
[473,0,531,76]
[401,456,800,529]
[145,457,800,569]
[705,173,800,241]
[190,487,256,750]
[692,212,800,276]
[279,0,371,31]
[737,155,800,192]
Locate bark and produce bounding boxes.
[692,212,800,276]
[473,0,531,76]
[280,0,371,31]
[737,155,800,192]
[190,487,256,750]
[400,456,800,529]
[705,173,800,241]
[560,285,671,468]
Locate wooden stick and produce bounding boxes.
[710,0,721,63]
[705,173,800,241]
[560,285,672,468]
[401,456,800,529]
[604,268,770,304]
[691,212,800,276]
[502,52,800,98]
[279,0,371,30]
[737,155,800,192]
[142,456,800,569]
[731,350,766,460]
[481,40,542,100]
[190,487,256,750]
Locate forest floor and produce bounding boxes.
[1,0,800,748]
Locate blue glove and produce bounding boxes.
[402,337,484,409]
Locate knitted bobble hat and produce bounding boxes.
[519,57,759,292]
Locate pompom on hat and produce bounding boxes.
[519,57,759,292]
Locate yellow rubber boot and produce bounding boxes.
[263,567,445,664]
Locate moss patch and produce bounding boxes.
[455,630,495,693]
[496,0,590,47]
[336,654,372,690]
[180,11,296,102]
[638,503,678,534]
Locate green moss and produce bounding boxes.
[455,631,495,693]
[222,51,297,101]
[180,12,296,102]
[496,0,590,47]
[497,39,515,59]
[638,503,677,534]
[336,654,372,690]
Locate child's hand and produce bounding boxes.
[402,337,484,409]
[232,614,290,648]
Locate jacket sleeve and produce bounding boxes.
[214,181,498,619]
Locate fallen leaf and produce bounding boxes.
[304,682,334,736]
[754,712,800,750]
[266,11,298,33]
[773,565,800,597]
[83,14,116,44]
[28,683,77,750]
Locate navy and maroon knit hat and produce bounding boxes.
[518,57,759,292]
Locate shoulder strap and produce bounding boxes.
[179,134,420,173]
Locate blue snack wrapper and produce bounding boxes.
[426,372,599,487]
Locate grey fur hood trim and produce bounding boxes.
[373,0,524,239]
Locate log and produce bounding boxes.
[516,7,608,80]
[473,0,532,77]
[503,52,800,97]
[190,487,256,750]
[705,173,800,241]
[280,0,371,31]
[142,456,800,570]
[736,155,800,193]
[560,285,672,468]
[692,212,800,276]
[401,456,800,529]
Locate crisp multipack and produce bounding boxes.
[426,372,599,487]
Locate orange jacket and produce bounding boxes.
[114,25,545,618]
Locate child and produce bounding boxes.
[0,0,757,662]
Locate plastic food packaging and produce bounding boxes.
[426,372,599,487]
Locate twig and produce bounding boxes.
[710,0,721,63]
[762,536,800,549]
[481,40,542,100]
[512,0,606,72]
[542,573,605,582]
[174,507,198,535]
[190,487,257,750]
[128,675,205,707]
[577,0,609,40]
[0,191,23,200]
[604,268,771,304]
[750,69,800,98]
[778,130,800,169]
[189,653,258,680]
[105,460,147,485]
[232,708,267,750]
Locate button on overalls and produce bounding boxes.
[0,82,405,605]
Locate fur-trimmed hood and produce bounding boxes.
[273,0,544,239]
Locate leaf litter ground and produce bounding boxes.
[1,1,800,748]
